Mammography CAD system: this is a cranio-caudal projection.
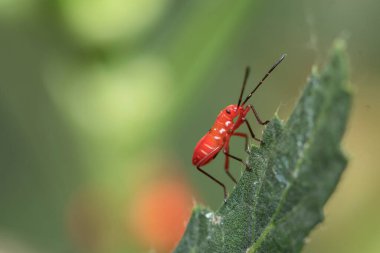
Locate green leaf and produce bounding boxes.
[174,40,352,253]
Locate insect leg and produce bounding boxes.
[244,119,263,143]
[223,141,237,184]
[223,151,251,172]
[197,166,228,202]
[249,104,270,125]
[232,132,250,153]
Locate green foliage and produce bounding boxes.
[174,40,352,253]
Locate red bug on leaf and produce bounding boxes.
[192,54,286,202]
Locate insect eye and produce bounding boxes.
[226,109,231,114]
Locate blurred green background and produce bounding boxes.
[0,0,379,252]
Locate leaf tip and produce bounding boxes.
[261,116,283,146]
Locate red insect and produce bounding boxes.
[192,54,286,201]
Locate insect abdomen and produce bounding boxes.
[192,132,224,166]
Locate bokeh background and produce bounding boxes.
[0,0,379,253]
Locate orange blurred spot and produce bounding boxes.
[128,177,194,252]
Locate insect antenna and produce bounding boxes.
[237,67,250,107]
[241,54,286,105]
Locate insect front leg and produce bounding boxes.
[244,119,263,144]
[248,104,270,125]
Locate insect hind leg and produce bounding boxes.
[196,166,228,202]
